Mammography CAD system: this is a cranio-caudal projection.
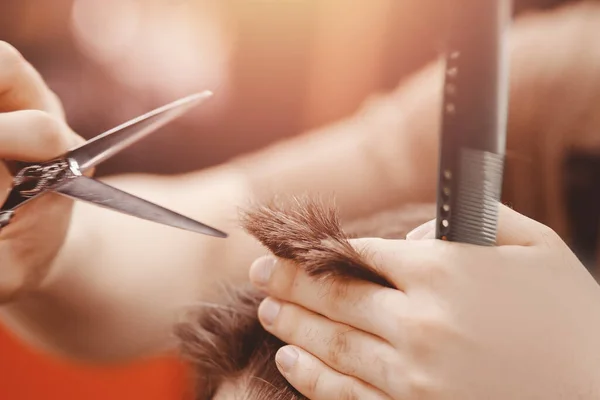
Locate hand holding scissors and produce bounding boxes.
[0,42,225,303]
[0,91,226,237]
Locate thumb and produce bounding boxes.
[496,202,560,246]
[405,203,557,246]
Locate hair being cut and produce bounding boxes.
[174,197,434,399]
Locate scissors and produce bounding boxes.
[0,91,227,238]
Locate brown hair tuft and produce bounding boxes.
[175,197,434,399]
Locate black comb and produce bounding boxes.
[435,0,512,246]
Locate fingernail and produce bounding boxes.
[406,219,436,240]
[249,256,276,286]
[259,298,281,326]
[276,346,299,372]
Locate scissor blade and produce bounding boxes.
[54,176,227,238]
[67,91,213,172]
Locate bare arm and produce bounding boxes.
[2,0,600,362]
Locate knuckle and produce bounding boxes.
[26,110,68,152]
[374,345,402,391]
[330,280,353,307]
[377,292,406,338]
[337,380,360,400]
[327,328,352,367]
[406,373,439,398]
[319,279,346,314]
[272,303,306,343]
[404,312,454,361]
[28,109,61,131]
[47,89,66,117]
[0,41,24,74]
[321,278,365,318]
[302,322,321,343]
[305,364,322,395]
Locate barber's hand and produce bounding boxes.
[0,42,83,303]
[250,205,600,399]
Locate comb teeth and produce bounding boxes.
[447,148,504,246]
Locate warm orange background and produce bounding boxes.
[0,1,558,399]
[0,324,192,400]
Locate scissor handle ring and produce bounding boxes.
[12,159,71,198]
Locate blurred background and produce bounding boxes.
[0,0,578,398]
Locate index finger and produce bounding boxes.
[347,206,563,289]
[496,203,563,247]
[0,41,64,117]
[250,256,407,340]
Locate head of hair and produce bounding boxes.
[174,197,434,399]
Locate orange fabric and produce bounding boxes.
[0,324,191,400]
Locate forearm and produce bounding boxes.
[233,63,443,221]
[0,166,264,362]
[238,0,600,237]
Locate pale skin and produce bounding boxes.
[0,0,598,381]
[251,206,600,399]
